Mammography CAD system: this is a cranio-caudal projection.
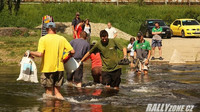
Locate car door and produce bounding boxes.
[176,20,182,36]
[171,20,180,36]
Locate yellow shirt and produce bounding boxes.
[37,34,73,73]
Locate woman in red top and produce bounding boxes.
[90,41,102,83]
[74,20,84,39]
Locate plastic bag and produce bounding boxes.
[17,51,38,83]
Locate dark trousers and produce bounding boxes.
[102,69,121,87]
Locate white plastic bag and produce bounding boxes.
[17,52,38,83]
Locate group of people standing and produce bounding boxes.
[28,13,124,100]
[72,12,118,41]
[27,13,164,100]
[72,12,91,42]
[127,22,164,75]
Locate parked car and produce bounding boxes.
[139,19,171,39]
[170,19,200,38]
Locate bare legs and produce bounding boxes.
[158,47,162,57]
[54,87,64,100]
[137,70,148,75]
[45,87,64,100]
[152,47,162,58]
[152,47,156,58]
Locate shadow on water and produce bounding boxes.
[0,64,200,112]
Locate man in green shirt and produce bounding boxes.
[151,22,163,60]
[80,30,127,90]
[133,32,151,75]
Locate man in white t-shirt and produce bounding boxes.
[105,22,117,39]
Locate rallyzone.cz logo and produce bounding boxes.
[146,103,194,112]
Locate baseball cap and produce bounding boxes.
[137,32,143,38]
[46,22,56,28]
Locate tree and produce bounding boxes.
[7,0,12,14]
[138,0,144,6]
[0,0,4,12]
[14,0,20,15]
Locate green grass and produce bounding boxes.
[0,34,128,65]
[1,3,200,36]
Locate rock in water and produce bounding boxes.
[169,49,185,64]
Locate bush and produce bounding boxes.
[23,31,29,37]
[12,29,21,36]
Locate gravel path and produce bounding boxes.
[36,22,133,40]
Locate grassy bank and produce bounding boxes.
[0,34,128,65]
[0,3,200,36]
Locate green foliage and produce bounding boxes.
[14,0,20,15]
[138,0,144,6]
[0,0,4,12]
[12,30,22,36]
[184,8,200,20]
[0,3,200,36]
[23,31,30,37]
[9,51,15,56]
[7,0,12,14]
[197,16,200,22]
[0,0,21,15]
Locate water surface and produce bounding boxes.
[0,64,200,112]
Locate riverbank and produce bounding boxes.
[0,35,200,65]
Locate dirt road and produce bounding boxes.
[145,37,200,63]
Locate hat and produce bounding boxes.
[46,22,56,28]
[137,32,143,38]
[76,12,80,16]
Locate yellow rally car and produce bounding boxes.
[170,19,200,37]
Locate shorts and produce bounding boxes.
[152,39,162,47]
[137,59,149,72]
[40,71,64,88]
[67,61,83,83]
[102,69,121,87]
[91,66,102,83]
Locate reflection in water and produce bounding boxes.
[0,65,200,112]
[42,100,71,112]
[134,74,151,84]
[90,104,102,112]
[127,69,151,84]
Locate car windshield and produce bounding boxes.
[182,20,200,26]
[148,20,166,26]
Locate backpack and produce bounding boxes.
[17,52,38,83]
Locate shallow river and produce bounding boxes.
[0,63,200,112]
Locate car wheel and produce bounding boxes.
[167,36,171,39]
[146,30,150,38]
[181,30,185,38]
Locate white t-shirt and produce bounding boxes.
[84,26,91,35]
[127,43,134,57]
[105,27,117,39]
